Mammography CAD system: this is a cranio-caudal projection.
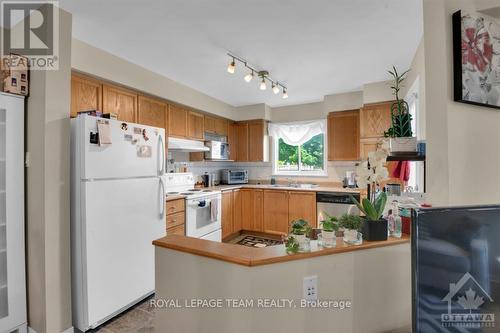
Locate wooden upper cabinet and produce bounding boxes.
[288,191,317,228]
[360,101,393,139]
[221,191,234,239]
[188,111,204,140]
[227,122,236,160]
[248,120,265,162]
[360,138,382,160]
[214,118,228,136]
[71,73,102,118]
[328,110,360,161]
[204,116,216,133]
[236,122,249,162]
[168,104,188,138]
[102,84,138,123]
[138,95,166,129]
[263,190,289,234]
[205,116,228,136]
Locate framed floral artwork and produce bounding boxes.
[453,10,500,109]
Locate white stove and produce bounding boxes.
[165,173,222,241]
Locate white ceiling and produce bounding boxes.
[59,0,423,107]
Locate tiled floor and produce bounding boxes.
[88,296,155,333]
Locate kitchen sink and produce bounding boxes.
[270,183,318,189]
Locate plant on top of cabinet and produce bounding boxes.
[384,66,417,153]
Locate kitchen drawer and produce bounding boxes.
[167,223,185,236]
[166,198,185,215]
[166,211,185,229]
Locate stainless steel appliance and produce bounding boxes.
[204,140,230,160]
[165,173,222,241]
[316,192,360,225]
[342,171,357,188]
[221,169,248,184]
[385,183,402,196]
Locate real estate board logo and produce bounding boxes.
[1,1,59,70]
[441,272,495,328]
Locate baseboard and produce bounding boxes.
[28,326,74,333]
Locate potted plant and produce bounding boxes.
[285,236,300,254]
[338,213,363,245]
[353,146,390,241]
[384,66,417,153]
[288,219,312,252]
[320,213,339,247]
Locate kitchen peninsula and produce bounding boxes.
[152,235,411,333]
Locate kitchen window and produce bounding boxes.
[269,120,327,176]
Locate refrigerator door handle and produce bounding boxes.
[159,177,166,219]
[157,135,165,176]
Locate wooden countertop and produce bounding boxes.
[153,234,410,267]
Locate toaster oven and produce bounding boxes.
[221,169,248,184]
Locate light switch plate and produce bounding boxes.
[303,275,318,301]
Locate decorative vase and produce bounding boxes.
[389,137,417,153]
[362,218,388,241]
[343,229,362,245]
[320,230,336,248]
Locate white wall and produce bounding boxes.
[25,7,73,333]
[324,91,364,112]
[72,39,236,119]
[423,0,500,205]
[362,81,394,104]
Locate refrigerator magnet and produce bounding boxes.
[133,127,142,134]
[131,138,138,145]
[124,134,133,141]
[142,129,149,141]
[137,145,152,158]
[121,123,128,131]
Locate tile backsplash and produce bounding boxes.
[168,152,356,185]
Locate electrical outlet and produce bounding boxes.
[303,275,318,301]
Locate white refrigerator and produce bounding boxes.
[71,115,166,331]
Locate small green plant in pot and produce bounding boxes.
[320,213,339,248]
[287,219,312,253]
[338,213,363,245]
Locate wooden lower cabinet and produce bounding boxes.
[232,189,243,233]
[263,190,289,234]
[288,191,317,227]
[241,189,263,232]
[221,191,234,239]
[166,198,185,236]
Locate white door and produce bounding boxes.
[82,177,165,328]
[77,115,165,180]
[0,93,26,332]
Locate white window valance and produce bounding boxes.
[268,119,326,146]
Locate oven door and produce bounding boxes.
[185,194,222,240]
[229,171,247,184]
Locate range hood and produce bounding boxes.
[168,137,209,152]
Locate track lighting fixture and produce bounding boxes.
[227,57,235,74]
[226,53,288,98]
[272,82,279,94]
[260,77,267,90]
[244,70,254,83]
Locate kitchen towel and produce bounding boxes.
[97,119,112,145]
[210,198,219,222]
